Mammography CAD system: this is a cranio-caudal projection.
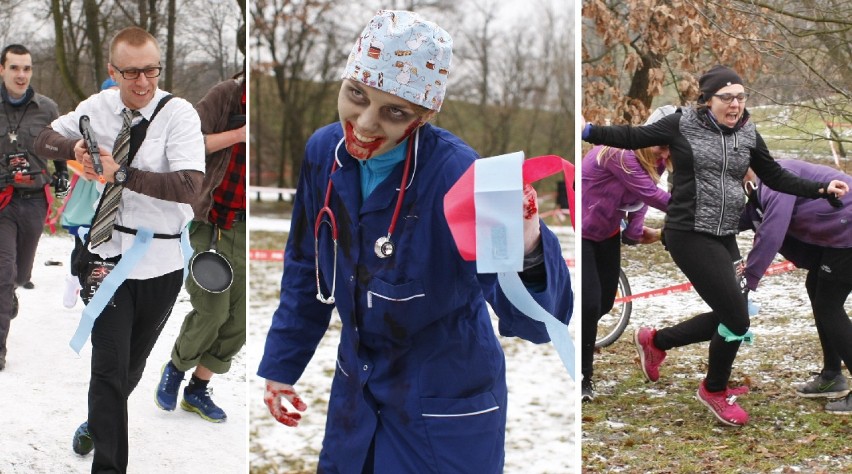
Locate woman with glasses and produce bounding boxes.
[581,65,849,427]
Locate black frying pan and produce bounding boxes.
[190,224,233,293]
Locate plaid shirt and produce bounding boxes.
[209,91,246,229]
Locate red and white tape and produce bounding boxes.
[614,260,798,304]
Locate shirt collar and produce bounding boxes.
[112,88,166,121]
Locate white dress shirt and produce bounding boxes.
[51,88,205,279]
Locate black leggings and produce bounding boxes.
[654,229,747,392]
[805,269,852,377]
[581,234,621,379]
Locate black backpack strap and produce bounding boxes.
[88,94,176,229]
[128,94,174,164]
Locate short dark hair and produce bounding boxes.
[1,44,30,66]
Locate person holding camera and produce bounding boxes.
[154,25,247,423]
[0,44,60,371]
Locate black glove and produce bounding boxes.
[821,182,844,208]
[826,193,843,208]
[621,234,639,246]
[51,170,70,198]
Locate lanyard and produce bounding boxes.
[2,100,32,145]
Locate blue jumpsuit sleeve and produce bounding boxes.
[257,153,335,386]
[480,225,573,343]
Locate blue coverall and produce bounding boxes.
[259,122,573,473]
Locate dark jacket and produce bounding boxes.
[191,77,245,222]
[0,89,59,190]
[586,107,826,236]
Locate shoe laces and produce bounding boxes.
[161,366,184,392]
[642,329,665,362]
[192,388,219,408]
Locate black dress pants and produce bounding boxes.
[89,269,183,474]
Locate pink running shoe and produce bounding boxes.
[697,380,749,427]
[634,327,666,382]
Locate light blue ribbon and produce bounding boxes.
[180,225,192,281]
[70,228,155,353]
[474,152,575,380]
[497,272,576,380]
[718,323,754,345]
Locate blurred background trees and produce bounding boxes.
[582,0,852,164]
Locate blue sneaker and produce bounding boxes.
[155,362,185,411]
[72,421,93,456]
[181,387,227,423]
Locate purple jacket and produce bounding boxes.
[581,145,670,242]
[742,159,852,290]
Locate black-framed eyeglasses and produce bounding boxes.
[713,93,749,104]
[111,64,162,80]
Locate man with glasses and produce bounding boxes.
[35,27,204,472]
[0,44,61,371]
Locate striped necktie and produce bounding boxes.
[90,108,140,248]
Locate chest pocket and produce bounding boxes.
[363,277,430,340]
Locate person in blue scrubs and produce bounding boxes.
[258,10,573,473]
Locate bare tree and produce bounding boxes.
[725,0,852,164]
[252,0,341,188]
[582,0,760,124]
[440,0,572,158]
[51,0,88,103]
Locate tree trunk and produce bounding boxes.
[164,0,175,91]
[51,0,86,103]
[82,0,103,89]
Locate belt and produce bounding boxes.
[13,188,44,199]
[115,224,182,239]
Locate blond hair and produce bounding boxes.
[595,146,667,184]
[109,27,160,62]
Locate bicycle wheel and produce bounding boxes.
[595,268,632,348]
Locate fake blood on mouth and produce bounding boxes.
[344,122,385,159]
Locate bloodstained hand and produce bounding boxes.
[522,183,541,254]
[523,183,538,220]
[264,380,308,427]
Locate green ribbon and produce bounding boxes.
[718,323,754,345]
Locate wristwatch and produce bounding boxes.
[114,165,129,185]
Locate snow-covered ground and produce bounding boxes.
[0,233,247,473]
[248,217,580,473]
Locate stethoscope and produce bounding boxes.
[314,128,418,304]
